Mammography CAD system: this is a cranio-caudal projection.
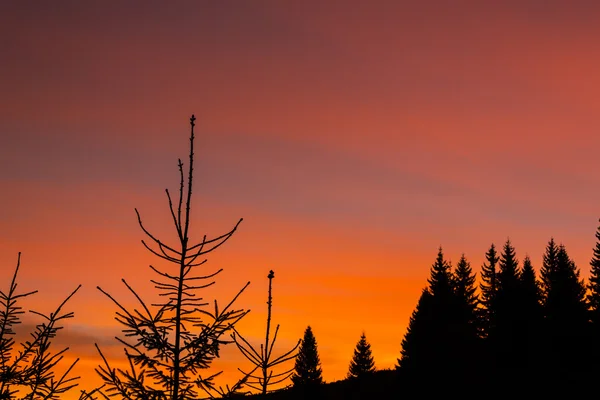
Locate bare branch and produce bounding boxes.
[135,208,179,254]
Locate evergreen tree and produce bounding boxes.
[398,248,457,373]
[427,247,455,303]
[588,220,600,369]
[479,243,499,338]
[397,288,433,371]
[478,243,499,371]
[454,253,479,327]
[494,239,521,369]
[348,332,376,379]
[518,255,543,370]
[452,254,480,370]
[292,326,323,387]
[543,243,588,374]
[94,116,249,400]
[540,237,559,303]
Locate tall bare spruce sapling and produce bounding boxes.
[95,115,250,400]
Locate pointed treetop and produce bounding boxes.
[348,331,376,379]
[292,326,323,387]
[480,243,499,297]
[190,114,196,126]
[520,254,539,291]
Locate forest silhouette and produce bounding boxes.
[2,116,600,399]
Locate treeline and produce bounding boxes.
[263,223,600,399]
[398,222,600,387]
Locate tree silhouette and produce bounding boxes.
[479,243,499,338]
[231,270,300,395]
[291,326,323,387]
[540,237,559,303]
[452,253,480,371]
[398,248,458,373]
[588,220,600,369]
[397,288,433,371]
[517,255,543,370]
[493,239,521,370]
[0,253,86,399]
[478,243,499,372]
[347,332,375,379]
[94,115,250,400]
[542,243,588,374]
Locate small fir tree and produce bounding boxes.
[0,253,84,399]
[291,326,323,387]
[231,270,300,395]
[347,332,375,379]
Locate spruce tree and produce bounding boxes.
[452,254,480,370]
[94,116,248,399]
[348,332,376,379]
[543,243,588,374]
[588,220,600,369]
[479,243,499,371]
[454,253,479,328]
[479,243,499,338]
[494,239,521,369]
[291,326,323,387]
[398,248,457,373]
[540,237,559,303]
[397,288,433,371]
[518,255,543,370]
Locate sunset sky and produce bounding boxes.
[2,1,600,396]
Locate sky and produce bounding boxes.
[1,0,600,396]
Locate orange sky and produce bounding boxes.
[2,1,600,396]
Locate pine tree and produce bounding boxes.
[479,243,499,338]
[291,326,323,387]
[494,239,521,369]
[587,220,600,369]
[348,332,376,379]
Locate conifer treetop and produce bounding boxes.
[291,326,323,387]
[347,332,375,379]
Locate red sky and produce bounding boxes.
[1,1,600,396]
